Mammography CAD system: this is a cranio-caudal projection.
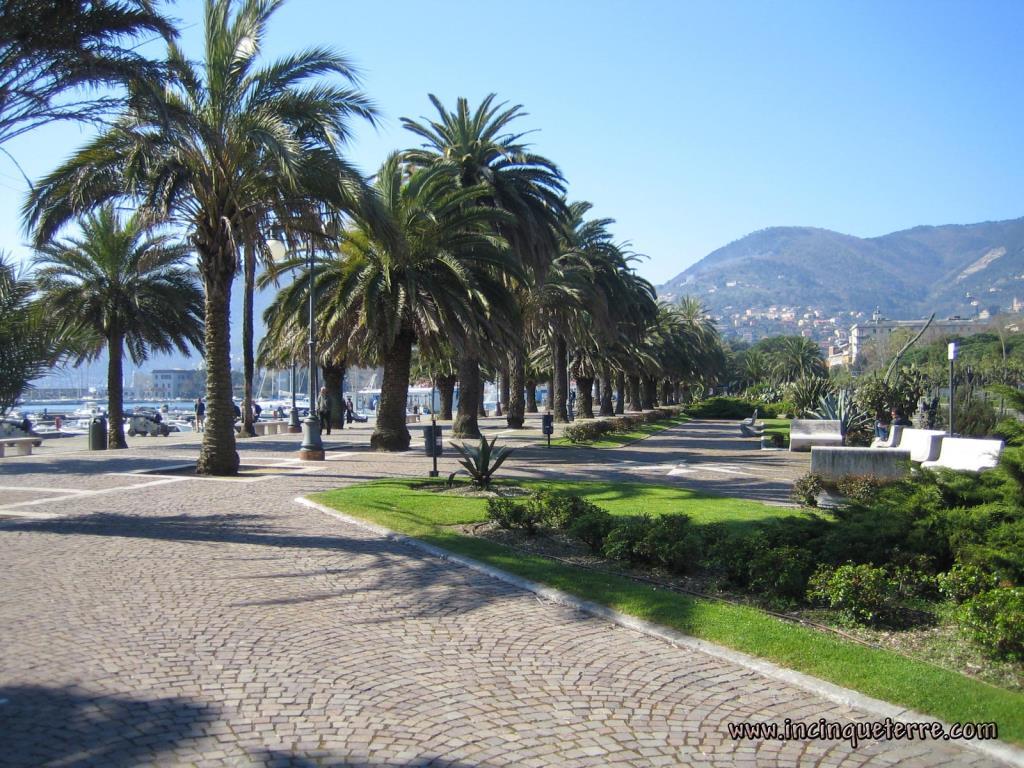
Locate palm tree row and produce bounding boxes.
[13,0,726,471]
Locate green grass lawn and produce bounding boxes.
[760,418,791,445]
[311,478,1023,743]
[549,415,690,449]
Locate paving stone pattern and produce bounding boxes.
[0,420,1005,766]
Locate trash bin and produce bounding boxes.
[541,414,554,435]
[423,425,443,457]
[89,417,108,450]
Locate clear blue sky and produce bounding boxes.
[2,0,1023,288]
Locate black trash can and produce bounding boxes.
[89,417,108,450]
[541,414,554,435]
[423,425,443,457]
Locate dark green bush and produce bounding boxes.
[643,513,701,574]
[686,396,763,419]
[567,508,615,552]
[563,420,613,443]
[533,492,602,529]
[602,515,655,563]
[937,564,998,603]
[748,544,816,600]
[791,473,824,507]
[834,474,889,504]
[807,563,900,626]
[485,497,544,535]
[958,587,1024,660]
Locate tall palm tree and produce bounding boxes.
[0,0,176,148]
[25,0,379,474]
[770,335,827,382]
[33,205,203,448]
[0,252,78,415]
[264,154,516,450]
[402,94,565,437]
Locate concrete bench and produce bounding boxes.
[811,446,911,480]
[0,437,38,457]
[789,419,843,451]
[893,428,945,463]
[254,420,289,436]
[921,437,1004,473]
[406,414,421,424]
[870,424,902,449]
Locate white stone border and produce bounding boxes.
[296,496,1023,767]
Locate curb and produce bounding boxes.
[296,496,1023,768]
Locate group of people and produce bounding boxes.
[316,388,356,436]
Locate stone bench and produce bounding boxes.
[406,414,421,424]
[921,437,1004,473]
[811,446,911,480]
[893,428,945,463]
[789,419,843,452]
[0,437,38,457]
[237,420,289,436]
[870,424,902,449]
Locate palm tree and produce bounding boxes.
[770,335,827,382]
[402,94,565,437]
[264,154,516,451]
[33,205,203,448]
[25,0,379,474]
[0,0,176,148]
[0,253,78,415]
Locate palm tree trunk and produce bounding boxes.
[600,368,614,416]
[478,385,487,417]
[438,375,456,420]
[615,372,625,415]
[661,380,672,405]
[197,257,240,476]
[453,356,481,438]
[577,375,595,419]
[371,330,413,451]
[323,361,345,429]
[626,375,642,412]
[507,350,525,428]
[106,328,127,449]
[552,335,569,423]
[240,241,256,437]
[498,369,509,417]
[644,376,658,408]
[526,378,538,413]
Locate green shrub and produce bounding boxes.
[601,515,655,563]
[453,436,515,488]
[807,563,900,626]
[958,587,1024,660]
[834,474,888,504]
[643,513,701,573]
[766,400,797,418]
[748,544,815,600]
[937,563,998,603]
[563,420,613,443]
[702,527,762,587]
[792,473,824,507]
[485,497,544,535]
[686,396,762,419]
[532,492,602,529]
[567,508,615,552]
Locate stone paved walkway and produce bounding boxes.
[0,419,1009,766]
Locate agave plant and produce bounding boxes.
[453,435,516,489]
[813,388,871,440]
[787,376,836,417]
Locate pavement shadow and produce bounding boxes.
[0,684,215,767]
[3,511,518,621]
[256,752,486,767]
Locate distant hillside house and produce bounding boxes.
[849,313,985,363]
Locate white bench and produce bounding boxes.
[871,424,902,448]
[0,437,38,457]
[893,428,945,463]
[811,446,912,480]
[789,419,843,452]
[406,414,421,424]
[921,438,1004,473]
[739,409,764,437]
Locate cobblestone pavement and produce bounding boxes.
[0,421,1007,766]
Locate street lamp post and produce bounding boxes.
[299,240,324,460]
[288,358,301,432]
[947,341,958,436]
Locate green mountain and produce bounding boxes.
[658,218,1024,319]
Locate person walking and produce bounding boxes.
[345,396,355,424]
[194,397,205,432]
[317,386,331,436]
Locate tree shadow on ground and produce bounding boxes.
[0,684,215,767]
[2,511,520,621]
